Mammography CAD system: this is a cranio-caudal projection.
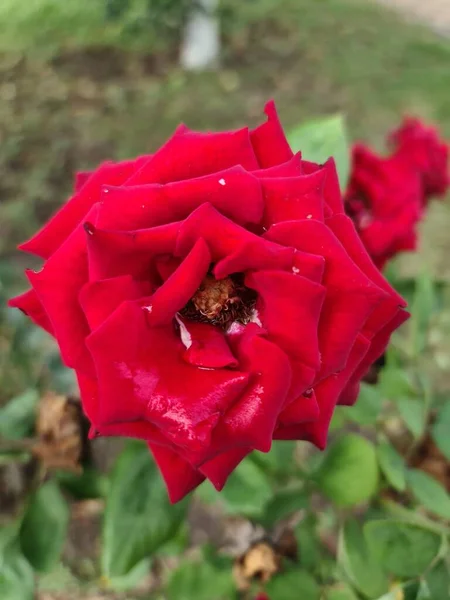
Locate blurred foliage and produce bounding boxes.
[1,0,450,257]
[1,1,450,600]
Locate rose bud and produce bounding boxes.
[389,117,450,202]
[345,143,423,270]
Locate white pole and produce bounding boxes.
[180,0,220,71]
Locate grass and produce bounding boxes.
[0,0,449,256]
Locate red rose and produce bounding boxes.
[389,117,450,201]
[9,102,408,502]
[345,143,423,270]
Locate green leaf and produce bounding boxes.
[377,440,406,492]
[374,591,401,600]
[410,272,436,356]
[432,403,450,461]
[265,569,321,600]
[250,441,296,478]
[329,407,348,431]
[396,397,426,439]
[425,560,450,599]
[325,584,359,600]
[0,389,38,440]
[379,368,414,399]
[364,520,442,577]
[216,456,273,518]
[296,515,321,571]
[166,556,234,600]
[56,467,109,499]
[407,469,450,520]
[101,441,187,581]
[0,527,34,600]
[261,486,308,527]
[104,558,151,592]
[315,434,379,507]
[287,115,349,188]
[343,383,382,425]
[337,519,388,598]
[19,480,69,573]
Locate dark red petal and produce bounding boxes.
[145,238,211,327]
[79,275,150,331]
[20,160,144,259]
[275,334,370,447]
[327,213,407,337]
[278,389,320,426]
[76,371,100,424]
[302,158,344,215]
[198,447,250,491]
[175,203,294,279]
[246,270,325,370]
[26,206,100,374]
[74,171,93,192]
[259,171,326,228]
[174,324,292,468]
[127,128,259,185]
[327,214,406,307]
[85,222,180,281]
[265,220,386,377]
[81,368,170,445]
[358,210,418,270]
[339,308,410,406]
[250,100,293,168]
[291,251,325,283]
[215,326,292,453]
[148,443,205,503]
[8,289,54,336]
[155,256,181,281]
[285,361,317,403]
[101,166,264,228]
[86,301,249,454]
[252,152,303,177]
[178,317,238,369]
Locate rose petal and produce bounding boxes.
[178,317,238,369]
[20,159,145,259]
[148,443,205,503]
[127,127,259,185]
[86,300,249,454]
[79,275,150,331]
[245,270,325,370]
[259,171,326,228]
[101,166,264,228]
[85,221,180,282]
[74,171,93,193]
[250,100,293,167]
[252,152,303,178]
[339,307,410,405]
[175,203,294,279]
[302,158,344,215]
[198,447,250,491]
[213,326,292,453]
[26,205,100,374]
[278,389,320,426]
[145,238,211,327]
[327,213,407,337]
[265,220,387,377]
[275,334,371,448]
[8,288,54,336]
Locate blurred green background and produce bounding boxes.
[1,1,450,600]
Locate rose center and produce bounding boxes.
[180,272,257,330]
